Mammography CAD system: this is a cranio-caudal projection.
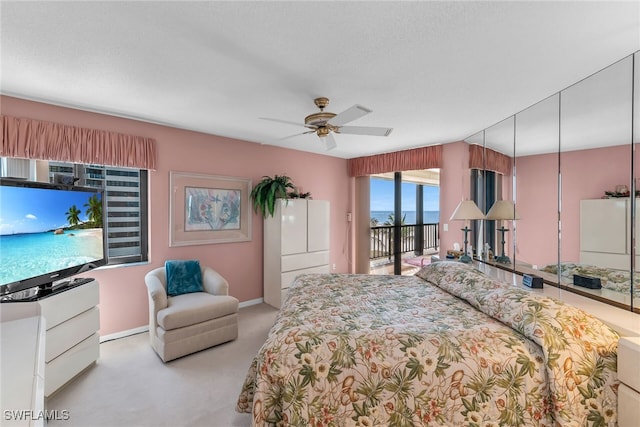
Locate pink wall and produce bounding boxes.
[439,141,469,257]
[1,96,353,335]
[515,152,559,266]
[516,144,631,267]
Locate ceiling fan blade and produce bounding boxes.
[259,117,312,129]
[277,130,315,141]
[338,126,393,137]
[322,133,337,151]
[327,104,372,126]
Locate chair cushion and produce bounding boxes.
[157,292,239,331]
[165,259,203,296]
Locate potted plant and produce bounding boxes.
[250,175,296,218]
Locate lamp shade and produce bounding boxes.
[486,200,521,220]
[450,200,485,221]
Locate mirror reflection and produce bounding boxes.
[634,51,640,310]
[557,55,634,308]
[513,94,559,280]
[471,51,638,312]
[481,117,515,266]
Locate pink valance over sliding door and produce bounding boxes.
[468,143,512,176]
[0,115,157,170]
[347,145,443,177]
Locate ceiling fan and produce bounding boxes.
[260,97,393,150]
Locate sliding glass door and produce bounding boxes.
[370,170,440,275]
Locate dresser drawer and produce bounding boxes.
[281,265,330,289]
[619,383,640,427]
[618,337,640,392]
[38,281,99,330]
[281,251,329,272]
[45,307,100,363]
[45,332,99,397]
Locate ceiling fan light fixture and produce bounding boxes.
[316,127,330,137]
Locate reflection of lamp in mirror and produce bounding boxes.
[486,200,521,264]
[450,200,485,263]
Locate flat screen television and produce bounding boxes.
[0,178,107,301]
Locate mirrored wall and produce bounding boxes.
[469,50,639,312]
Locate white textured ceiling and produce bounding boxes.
[1,1,639,159]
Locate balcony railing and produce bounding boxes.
[370,223,439,260]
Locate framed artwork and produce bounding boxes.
[169,171,252,246]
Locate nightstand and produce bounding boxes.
[618,336,640,427]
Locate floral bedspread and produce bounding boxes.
[237,262,619,427]
[541,262,639,296]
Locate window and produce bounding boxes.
[51,162,149,264]
[471,168,502,254]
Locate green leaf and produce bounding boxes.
[405,357,424,381]
[298,364,316,388]
[516,354,536,378]
[249,175,297,218]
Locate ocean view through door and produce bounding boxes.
[370,170,440,275]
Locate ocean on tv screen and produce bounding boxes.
[0,228,103,285]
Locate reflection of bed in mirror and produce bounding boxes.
[479,258,640,309]
[540,262,639,297]
[553,197,640,301]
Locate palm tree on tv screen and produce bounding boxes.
[66,204,81,227]
[84,194,103,227]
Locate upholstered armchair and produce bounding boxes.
[144,264,239,362]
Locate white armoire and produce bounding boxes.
[580,198,639,270]
[263,199,330,308]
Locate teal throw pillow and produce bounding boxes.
[165,260,203,296]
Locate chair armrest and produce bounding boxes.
[145,271,168,311]
[202,267,229,296]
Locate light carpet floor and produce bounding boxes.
[46,303,279,427]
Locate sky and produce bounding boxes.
[0,185,97,235]
[370,177,439,211]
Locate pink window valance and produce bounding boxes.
[347,145,443,177]
[0,115,157,170]
[468,143,512,176]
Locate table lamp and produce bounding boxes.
[486,200,521,263]
[450,200,485,263]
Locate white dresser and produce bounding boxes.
[37,280,100,397]
[618,336,640,427]
[263,199,330,308]
[580,198,639,270]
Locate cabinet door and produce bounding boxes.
[580,199,627,254]
[281,200,308,255]
[307,200,330,252]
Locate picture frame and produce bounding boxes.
[169,171,252,246]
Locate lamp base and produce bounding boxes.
[459,254,472,263]
[495,255,511,264]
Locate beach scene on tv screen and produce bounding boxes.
[0,186,104,286]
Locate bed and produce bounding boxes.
[237,261,619,426]
[541,262,639,296]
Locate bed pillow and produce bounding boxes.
[165,259,203,296]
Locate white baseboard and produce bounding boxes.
[99,298,264,343]
[100,325,149,343]
[239,297,263,308]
